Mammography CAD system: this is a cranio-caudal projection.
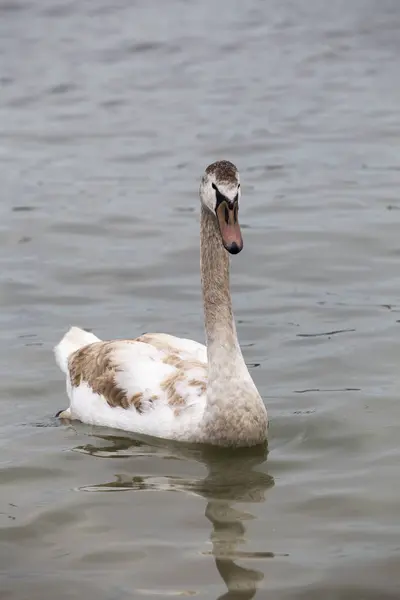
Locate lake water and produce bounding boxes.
[0,0,399,598]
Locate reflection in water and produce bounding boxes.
[74,433,275,599]
[202,453,274,600]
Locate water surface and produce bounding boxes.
[1,0,400,598]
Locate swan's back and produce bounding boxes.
[55,327,208,441]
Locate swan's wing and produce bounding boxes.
[63,333,208,436]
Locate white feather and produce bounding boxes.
[54,326,100,374]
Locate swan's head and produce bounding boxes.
[200,160,243,255]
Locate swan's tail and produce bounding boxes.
[54,326,101,374]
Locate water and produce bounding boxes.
[1,0,399,597]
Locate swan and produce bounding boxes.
[54,160,268,447]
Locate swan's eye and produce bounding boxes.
[212,182,217,191]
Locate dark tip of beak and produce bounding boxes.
[226,241,243,255]
[55,409,64,418]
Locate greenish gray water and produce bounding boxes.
[0,1,399,598]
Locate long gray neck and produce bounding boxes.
[200,206,242,367]
[198,205,267,446]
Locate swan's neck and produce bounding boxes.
[199,206,267,446]
[200,206,245,373]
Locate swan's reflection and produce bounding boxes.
[74,431,274,599]
[200,446,274,600]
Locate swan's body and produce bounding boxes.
[54,161,268,447]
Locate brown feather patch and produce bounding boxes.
[162,354,205,371]
[135,333,174,353]
[188,378,207,396]
[160,371,186,407]
[205,160,238,185]
[162,353,182,368]
[69,342,145,412]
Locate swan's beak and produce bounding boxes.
[216,201,243,255]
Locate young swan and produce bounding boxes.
[54,161,268,447]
